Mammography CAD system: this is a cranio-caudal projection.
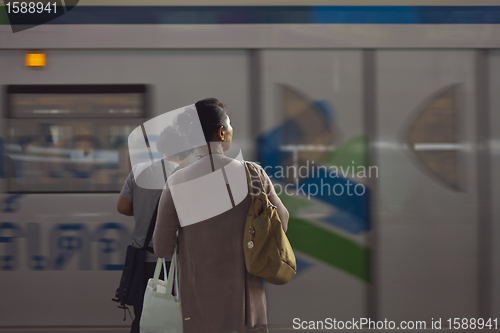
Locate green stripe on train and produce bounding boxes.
[0,7,8,25]
[287,216,370,282]
[0,6,5,25]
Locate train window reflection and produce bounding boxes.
[5,85,146,193]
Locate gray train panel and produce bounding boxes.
[2,25,500,49]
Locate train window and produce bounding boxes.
[406,85,463,191]
[5,85,147,193]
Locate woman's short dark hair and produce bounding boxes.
[158,98,228,157]
[194,98,228,142]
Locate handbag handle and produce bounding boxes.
[165,246,180,299]
[167,244,179,295]
[153,257,168,288]
[244,161,265,201]
[152,244,179,299]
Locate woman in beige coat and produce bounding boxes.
[153,98,289,333]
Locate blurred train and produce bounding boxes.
[1,1,500,331]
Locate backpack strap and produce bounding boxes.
[141,162,181,254]
[141,199,159,254]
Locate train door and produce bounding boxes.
[258,50,369,325]
[375,50,478,321]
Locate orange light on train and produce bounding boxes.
[25,53,46,67]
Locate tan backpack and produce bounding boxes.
[243,161,296,285]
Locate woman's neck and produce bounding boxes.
[197,142,224,156]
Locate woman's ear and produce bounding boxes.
[218,125,225,142]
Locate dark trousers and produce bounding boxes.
[130,261,169,333]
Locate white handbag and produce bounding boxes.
[140,245,182,333]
